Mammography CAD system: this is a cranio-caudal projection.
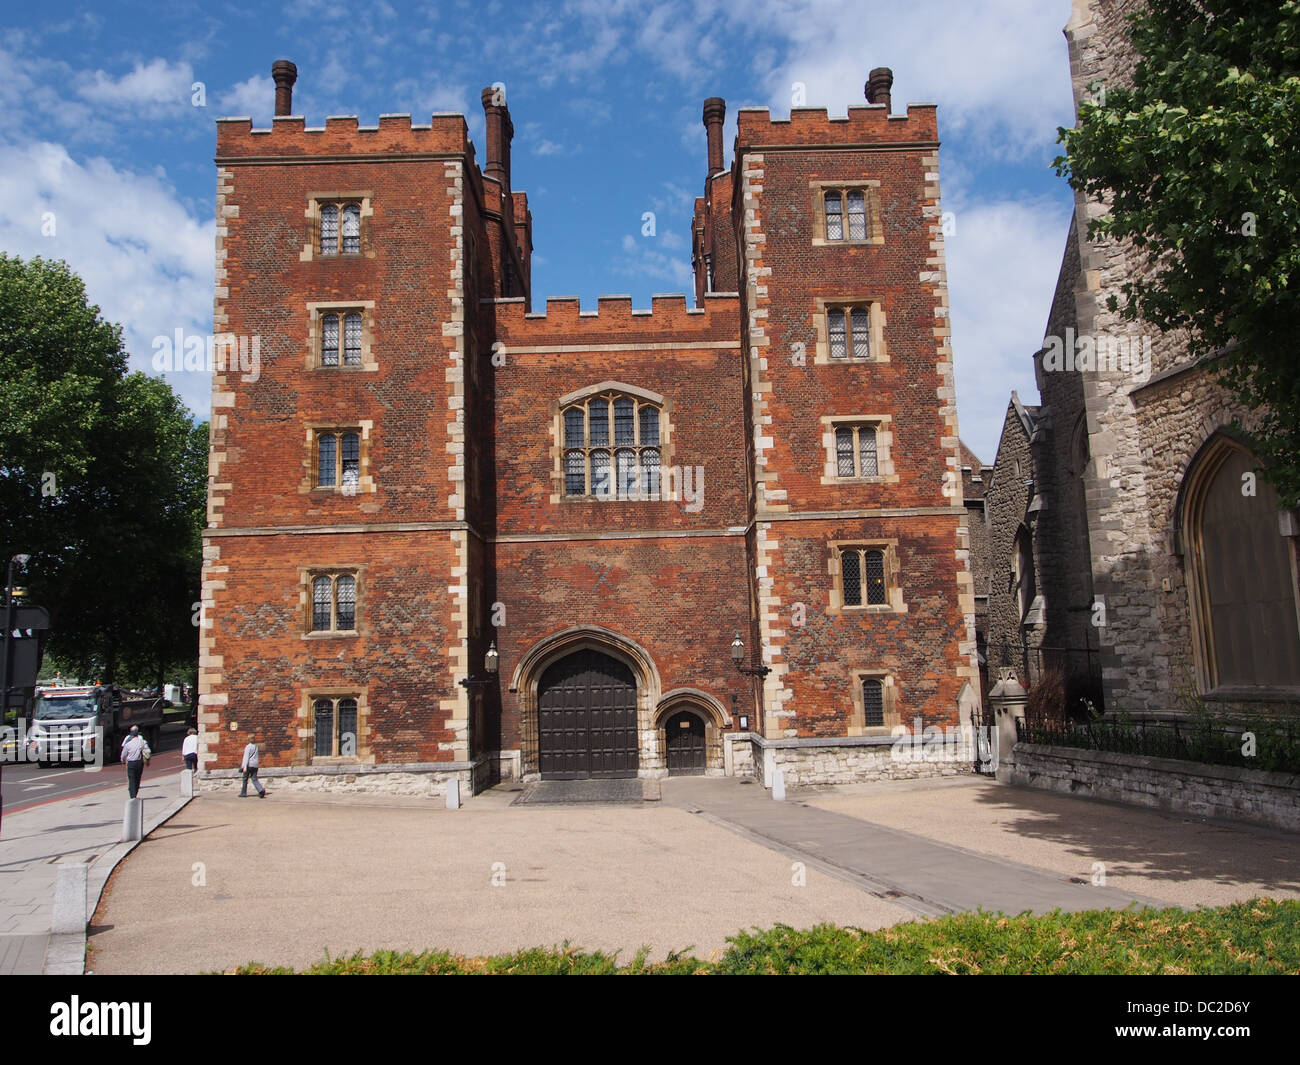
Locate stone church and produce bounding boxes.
[197,60,981,795]
[985,0,1300,714]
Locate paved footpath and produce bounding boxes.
[0,765,186,975]
[665,777,1169,916]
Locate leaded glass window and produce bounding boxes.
[841,551,862,607]
[826,305,873,360]
[320,204,338,255]
[847,191,867,240]
[336,575,356,629]
[337,699,358,754]
[564,408,584,448]
[322,314,339,366]
[641,448,660,495]
[839,547,892,608]
[318,433,337,487]
[836,427,855,477]
[319,200,362,255]
[313,699,334,756]
[829,309,848,359]
[862,678,884,726]
[313,695,361,758]
[616,448,636,498]
[825,191,843,241]
[860,428,878,476]
[343,313,362,366]
[341,204,361,254]
[561,394,664,499]
[341,433,360,487]
[851,307,870,358]
[316,430,362,488]
[565,449,585,495]
[822,187,873,243]
[640,406,659,446]
[833,424,879,478]
[312,576,332,630]
[864,550,886,605]
[592,449,611,497]
[309,573,358,632]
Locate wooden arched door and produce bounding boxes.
[664,710,706,775]
[537,650,639,779]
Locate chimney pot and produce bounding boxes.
[865,66,893,111]
[702,96,726,175]
[481,85,513,187]
[272,60,298,117]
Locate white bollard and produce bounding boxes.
[122,797,144,842]
[51,863,88,934]
[445,778,461,810]
[180,769,194,798]
[772,769,786,801]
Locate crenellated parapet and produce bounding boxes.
[215,113,470,160]
[735,104,938,148]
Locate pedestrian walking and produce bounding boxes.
[240,738,266,798]
[182,727,199,772]
[121,725,151,799]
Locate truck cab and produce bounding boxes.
[27,685,121,766]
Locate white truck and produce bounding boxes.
[25,685,164,767]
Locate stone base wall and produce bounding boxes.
[198,760,486,799]
[724,732,757,779]
[733,734,975,788]
[1010,742,1300,832]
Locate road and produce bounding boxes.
[1,720,187,819]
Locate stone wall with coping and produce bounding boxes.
[197,759,486,798]
[1010,742,1300,832]
[739,733,974,788]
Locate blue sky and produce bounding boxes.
[1,0,1081,464]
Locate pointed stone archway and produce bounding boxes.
[510,626,663,780]
[654,688,729,776]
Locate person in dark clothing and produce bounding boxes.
[121,725,151,799]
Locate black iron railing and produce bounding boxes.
[1017,714,1300,774]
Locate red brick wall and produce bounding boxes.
[731,105,974,736]
[205,95,975,776]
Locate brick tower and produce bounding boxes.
[198,62,979,795]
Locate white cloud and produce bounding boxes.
[534,138,566,156]
[217,75,273,121]
[79,58,196,115]
[613,233,694,288]
[729,0,1074,161]
[0,139,216,418]
[945,195,1074,463]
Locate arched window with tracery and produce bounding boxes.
[562,391,663,500]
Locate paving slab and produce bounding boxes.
[0,767,187,974]
[87,790,911,973]
[663,776,1168,915]
[799,775,1300,909]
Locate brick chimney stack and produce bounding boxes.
[865,67,893,111]
[272,60,298,117]
[481,86,514,188]
[702,97,726,175]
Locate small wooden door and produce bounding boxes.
[665,710,706,775]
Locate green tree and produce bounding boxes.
[1055,0,1300,504]
[0,254,207,685]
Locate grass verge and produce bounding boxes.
[227,897,1299,974]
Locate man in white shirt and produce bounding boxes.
[239,739,266,798]
[182,728,199,772]
[120,726,151,799]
